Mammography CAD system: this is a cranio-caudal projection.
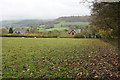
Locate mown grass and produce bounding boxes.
[2,38,119,79]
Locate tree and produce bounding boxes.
[64,29,68,32]
[30,29,34,33]
[89,34,91,38]
[30,28,39,34]
[90,2,120,39]
[1,28,8,34]
[9,28,13,33]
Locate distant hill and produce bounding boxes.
[55,16,90,22]
[0,19,48,26]
[13,20,42,24]
[1,16,90,26]
[0,20,21,25]
[43,16,90,25]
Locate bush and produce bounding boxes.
[74,33,84,38]
[2,33,58,38]
[89,34,91,38]
[96,34,102,38]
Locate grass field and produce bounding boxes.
[2,38,119,78]
[38,21,89,32]
[46,27,69,31]
[54,21,89,27]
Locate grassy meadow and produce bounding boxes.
[53,21,89,27]
[38,21,89,32]
[2,38,119,78]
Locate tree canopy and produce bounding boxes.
[90,2,120,39]
[9,28,13,33]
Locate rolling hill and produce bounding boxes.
[1,16,90,25]
[1,16,90,31]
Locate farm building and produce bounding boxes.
[68,29,81,37]
[13,29,29,34]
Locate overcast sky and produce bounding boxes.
[0,0,91,21]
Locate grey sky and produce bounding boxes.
[0,0,91,21]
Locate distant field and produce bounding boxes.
[54,21,89,28]
[2,38,118,78]
[39,21,89,32]
[46,27,69,31]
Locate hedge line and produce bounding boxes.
[1,34,58,38]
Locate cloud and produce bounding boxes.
[1,0,91,20]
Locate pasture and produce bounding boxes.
[53,21,89,27]
[2,38,119,78]
[38,21,89,32]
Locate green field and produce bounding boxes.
[2,38,118,78]
[54,21,89,27]
[38,21,89,32]
[46,27,69,31]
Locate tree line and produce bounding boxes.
[90,2,119,40]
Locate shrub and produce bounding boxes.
[9,28,13,33]
[89,34,91,38]
[74,33,84,38]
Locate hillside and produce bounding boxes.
[38,21,89,32]
[1,16,90,32]
[0,20,46,25]
[55,16,90,22]
[43,16,90,25]
[1,16,90,25]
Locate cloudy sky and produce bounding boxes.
[0,0,91,21]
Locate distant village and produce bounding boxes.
[1,26,102,38]
[1,27,83,38]
[1,16,101,38]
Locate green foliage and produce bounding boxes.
[74,33,84,38]
[0,28,8,35]
[30,28,39,34]
[9,28,13,33]
[59,31,69,38]
[91,2,119,39]
[89,34,91,38]
[98,28,113,39]
[2,33,58,38]
[96,34,101,38]
[74,26,99,38]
